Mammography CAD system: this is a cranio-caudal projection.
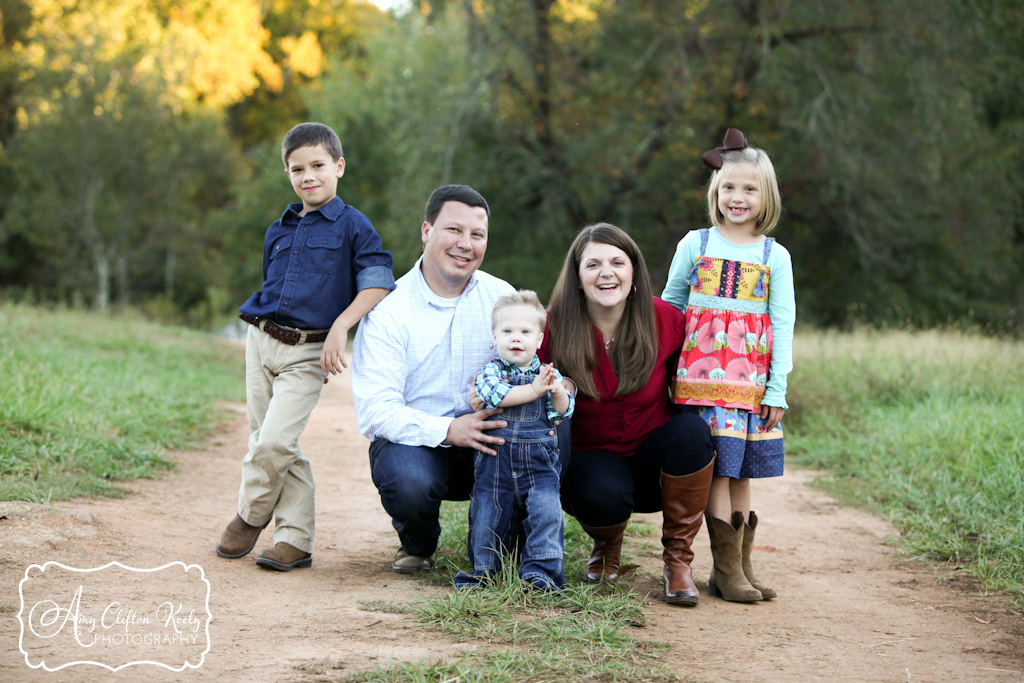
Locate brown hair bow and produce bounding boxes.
[702,128,748,170]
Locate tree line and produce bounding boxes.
[0,0,1021,332]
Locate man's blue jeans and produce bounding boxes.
[368,419,570,560]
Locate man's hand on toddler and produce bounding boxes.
[444,409,507,456]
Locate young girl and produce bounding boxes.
[662,128,795,602]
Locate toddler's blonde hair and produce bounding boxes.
[491,290,547,330]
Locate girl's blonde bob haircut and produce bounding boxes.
[706,147,782,235]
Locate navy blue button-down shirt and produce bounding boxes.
[239,197,395,330]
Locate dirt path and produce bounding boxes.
[2,352,1022,683]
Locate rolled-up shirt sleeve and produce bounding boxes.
[474,361,513,409]
[351,217,396,292]
[546,367,575,421]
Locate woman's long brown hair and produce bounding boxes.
[546,223,658,400]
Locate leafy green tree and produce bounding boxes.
[6,71,234,311]
[1,0,243,311]
[0,0,32,142]
[227,0,387,147]
[309,6,496,273]
[757,0,1023,328]
[313,1,775,293]
[197,140,296,321]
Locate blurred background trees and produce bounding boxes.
[0,0,1021,331]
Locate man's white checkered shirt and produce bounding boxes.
[351,257,515,447]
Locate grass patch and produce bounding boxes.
[786,328,1024,605]
[357,600,409,614]
[0,304,243,502]
[331,501,674,683]
[298,657,348,676]
[419,501,657,588]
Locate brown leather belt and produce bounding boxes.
[239,314,329,345]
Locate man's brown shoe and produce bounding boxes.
[255,542,312,571]
[216,515,267,559]
[392,548,434,574]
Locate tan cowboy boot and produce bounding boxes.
[707,511,761,602]
[255,542,312,571]
[216,514,267,559]
[661,458,714,606]
[742,511,776,600]
[579,520,629,583]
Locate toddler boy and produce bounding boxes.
[216,122,394,571]
[454,290,574,591]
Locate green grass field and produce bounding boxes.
[0,304,243,502]
[786,328,1024,602]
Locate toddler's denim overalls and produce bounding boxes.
[455,371,564,590]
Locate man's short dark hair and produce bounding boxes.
[424,185,490,224]
[282,122,344,166]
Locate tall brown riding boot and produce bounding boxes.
[661,458,714,606]
[742,511,776,600]
[579,520,629,583]
[707,511,762,602]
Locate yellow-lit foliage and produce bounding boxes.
[14,0,278,116]
[685,0,711,21]
[155,0,279,106]
[551,0,606,24]
[262,0,376,61]
[279,31,324,79]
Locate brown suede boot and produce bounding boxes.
[660,458,714,606]
[216,514,267,559]
[742,511,776,600]
[579,520,629,583]
[707,511,762,602]
[255,542,312,571]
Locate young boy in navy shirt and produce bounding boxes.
[216,122,395,571]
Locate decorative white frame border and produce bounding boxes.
[17,560,212,672]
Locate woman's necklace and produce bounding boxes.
[591,306,621,353]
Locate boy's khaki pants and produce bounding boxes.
[237,325,325,554]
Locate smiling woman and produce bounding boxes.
[540,223,716,606]
[577,241,635,324]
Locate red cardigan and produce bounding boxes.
[540,297,686,456]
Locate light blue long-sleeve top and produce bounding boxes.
[661,227,796,409]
